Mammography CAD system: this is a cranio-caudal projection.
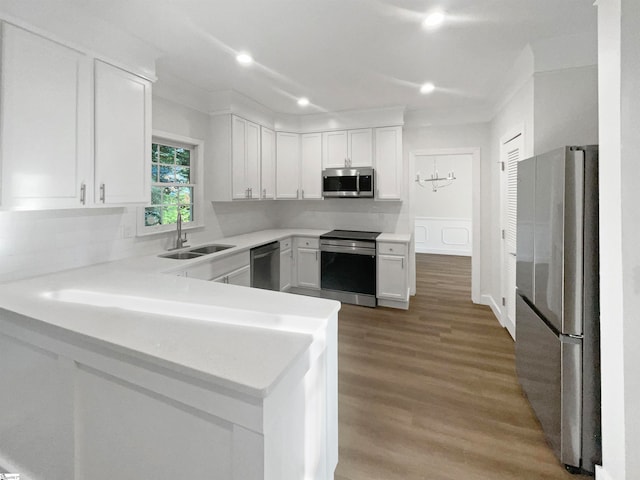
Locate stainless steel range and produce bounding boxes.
[320,229,381,307]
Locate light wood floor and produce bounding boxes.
[334,254,588,480]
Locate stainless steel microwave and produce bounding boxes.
[322,167,374,198]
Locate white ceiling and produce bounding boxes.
[4,0,598,116]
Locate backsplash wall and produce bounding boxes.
[0,197,407,283]
[0,202,281,283]
[274,199,410,233]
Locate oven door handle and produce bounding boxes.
[321,245,376,255]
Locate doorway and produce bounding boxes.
[410,148,481,303]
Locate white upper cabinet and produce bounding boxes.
[260,127,276,199]
[232,116,248,200]
[374,126,403,200]
[322,129,373,168]
[94,60,152,205]
[231,115,261,199]
[347,129,373,167]
[300,133,323,199]
[246,122,260,198]
[0,24,92,209]
[322,131,348,168]
[275,132,301,199]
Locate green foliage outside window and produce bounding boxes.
[145,142,195,227]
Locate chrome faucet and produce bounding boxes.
[170,210,189,250]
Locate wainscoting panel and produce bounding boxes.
[414,217,472,256]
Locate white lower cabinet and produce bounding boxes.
[184,251,250,286]
[280,238,293,291]
[213,265,250,287]
[377,241,409,308]
[295,237,320,289]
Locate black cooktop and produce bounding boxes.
[320,229,382,241]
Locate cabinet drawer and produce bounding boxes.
[296,237,320,249]
[377,242,407,256]
[280,237,292,251]
[186,251,249,281]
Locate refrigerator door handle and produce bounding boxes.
[559,335,582,344]
[560,335,582,468]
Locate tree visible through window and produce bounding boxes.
[145,142,194,227]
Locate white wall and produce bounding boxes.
[0,1,157,79]
[413,153,473,257]
[619,1,640,476]
[275,199,407,233]
[489,77,535,315]
[414,154,472,218]
[534,65,599,153]
[597,0,640,479]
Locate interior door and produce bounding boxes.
[501,132,524,332]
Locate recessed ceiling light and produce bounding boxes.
[423,10,445,28]
[420,82,435,94]
[297,97,310,107]
[236,53,253,66]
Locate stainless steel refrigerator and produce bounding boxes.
[515,145,601,473]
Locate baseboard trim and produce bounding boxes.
[480,294,515,340]
[481,294,501,322]
[378,298,409,310]
[504,315,515,340]
[595,465,613,480]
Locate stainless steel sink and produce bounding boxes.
[159,244,234,260]
[159,251,204,260]
[188,244,234,255]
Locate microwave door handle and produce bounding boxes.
[356,172,360,194]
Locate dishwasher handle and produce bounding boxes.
[250,241,280,257]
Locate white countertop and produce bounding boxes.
[138,229,328,275]
[377,232,411,243]
[0,228,408,397]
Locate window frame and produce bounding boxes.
[137,130,205,236]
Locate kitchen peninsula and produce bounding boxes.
[0,229,340,480]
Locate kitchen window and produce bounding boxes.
[139,131,204,235]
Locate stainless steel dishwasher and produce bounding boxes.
[250,241,280,291]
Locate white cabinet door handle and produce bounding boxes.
[99,183,105,203]
[80,183,86,205]
[263,188,266,199]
